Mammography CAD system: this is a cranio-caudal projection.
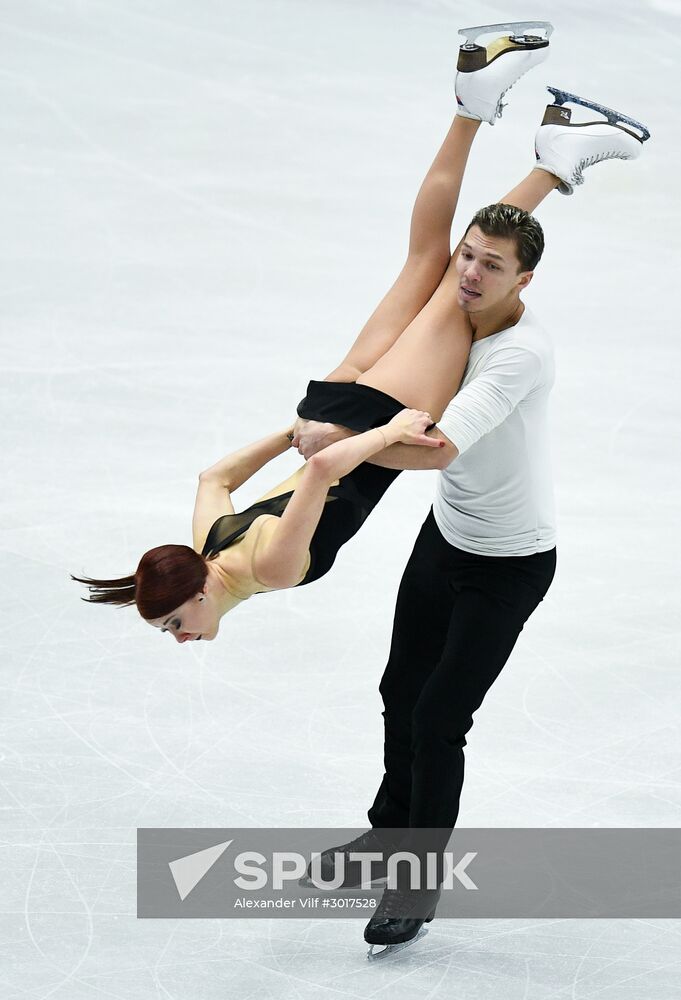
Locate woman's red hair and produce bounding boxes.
[72,544,208,621]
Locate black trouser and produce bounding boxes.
[368,509,556,852]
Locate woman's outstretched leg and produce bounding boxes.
[355,84,651,421]
[324,26,556,385]
[356,167,560,420]
[499,167,561,214]
[325,115,480,383]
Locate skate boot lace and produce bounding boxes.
[571,149,629,185]
[495,73,524,119]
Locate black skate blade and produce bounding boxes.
[459,21,553,48]
[366,925,429,961]
[546,86,651,141]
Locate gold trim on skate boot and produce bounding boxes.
[458,34,549,73]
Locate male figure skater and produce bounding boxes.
[295,27,649,956]
[300,201,556,953]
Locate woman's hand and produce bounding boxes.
[384,409,444,448]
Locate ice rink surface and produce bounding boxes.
[2,0,680,995]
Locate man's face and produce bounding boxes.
[455,226,532,313]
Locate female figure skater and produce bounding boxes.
[72,23,645,644]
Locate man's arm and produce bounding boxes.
[372,343,544,470]
[367,427,459,470]
[292,418,460,469]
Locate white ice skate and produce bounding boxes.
[534,87,651,195]
[456,21,553,125]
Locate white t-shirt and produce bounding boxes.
[433,306,555,557]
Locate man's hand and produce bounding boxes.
[291,417,357,459]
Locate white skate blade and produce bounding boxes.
[459,21,553,47]
[366,925,429,961]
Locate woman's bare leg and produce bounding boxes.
[325,116,481,382]
[500,167,561,213]
[355,257,472,420]
[356,168,561,420]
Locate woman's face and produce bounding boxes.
[148,591,219,643]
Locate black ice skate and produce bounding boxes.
[364,886,441,960]
[300,828,399,889]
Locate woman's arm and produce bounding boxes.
[252,410,442,588]
[192,427,294,553]
[199,427,294,491]
[368,427,458,470]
